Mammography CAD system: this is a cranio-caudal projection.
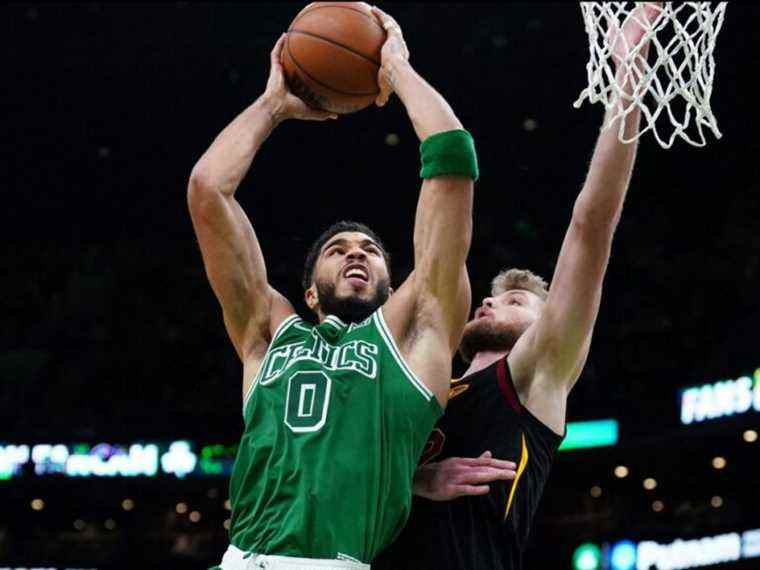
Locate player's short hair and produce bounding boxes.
[491,268,549,301]
[302,221,391,290]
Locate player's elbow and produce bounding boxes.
[571,197,620,240]
[187,164,222,216]
[188,161,213,196]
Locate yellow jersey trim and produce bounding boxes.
[448,384,470,399]
[504,432,529,520]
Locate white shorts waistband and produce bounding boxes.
[219,544,370,570]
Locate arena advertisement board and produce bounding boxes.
[680,367,760,425]
[0,440,236,480]
[573,528,760,570]
[0,417,618,482]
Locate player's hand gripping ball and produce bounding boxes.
[281,2,387,114]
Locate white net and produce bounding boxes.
[574,2,728,148]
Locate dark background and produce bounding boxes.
[2,2,758,568]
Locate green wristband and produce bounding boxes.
[419,129,479,181]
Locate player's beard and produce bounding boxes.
[458,318,524,363]
[316,277,391,324]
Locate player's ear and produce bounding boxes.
[388,286,395,296]
[304,284,319,311]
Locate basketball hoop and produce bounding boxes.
[574,2,728,149]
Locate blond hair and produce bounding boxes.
[490,268,549,301]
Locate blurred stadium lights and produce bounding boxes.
[572,542,602,570]
[522,117,538,131]
[0,421,620,483]
[614,465,629,479]
[680,367,760,425]
[160,441,197,478]
[0,440,230,480]
[0,564,98,570]
[558,419,618,452]
[610,540,637,570]
[572,527,760,570]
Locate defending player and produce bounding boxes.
[188,7,478,570]
[374,4,663,569]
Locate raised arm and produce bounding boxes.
[372,8,476,405]
[512,4,662,397]
[402,67,474,350]
[188,35,334,362]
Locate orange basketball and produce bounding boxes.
[282,2,386,114]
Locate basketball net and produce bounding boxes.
[574,2,728,149]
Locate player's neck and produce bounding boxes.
[462,350,509,379]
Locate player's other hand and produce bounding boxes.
[414,451,517,502]
[263,34,338,123]
[371,6,410,107]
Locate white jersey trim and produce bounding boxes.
[220,544,370,569]
[242,313,302,416]
[373,308,433,401]
[271,314,302,345]
[323,315,347,330]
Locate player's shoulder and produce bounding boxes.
[269,313,311,345]
[378,278,417,336]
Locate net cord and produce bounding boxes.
[573,2,727,149]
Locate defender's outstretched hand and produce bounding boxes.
[608,2,663,71]
[371,6,410,107]
[265,34,338,122]
[414,451,517,501]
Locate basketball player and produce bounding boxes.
[188,7,480,570]
[374,4,663,569]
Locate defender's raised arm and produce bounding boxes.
[187,36,333,362]
[510,3,663,433]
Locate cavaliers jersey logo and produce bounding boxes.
[448,383,470,399]
[419,428,446,465]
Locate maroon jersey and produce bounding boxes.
[373,357,564,570]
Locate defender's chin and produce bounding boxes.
[459,318,523,362]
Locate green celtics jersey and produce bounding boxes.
[228,308,442,563]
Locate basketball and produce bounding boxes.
[282,2,386,114]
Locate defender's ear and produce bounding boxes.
[389,286,395,296]
[305,285,319,311]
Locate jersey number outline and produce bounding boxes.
[418,428,446,465]
[284,371,332,433]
